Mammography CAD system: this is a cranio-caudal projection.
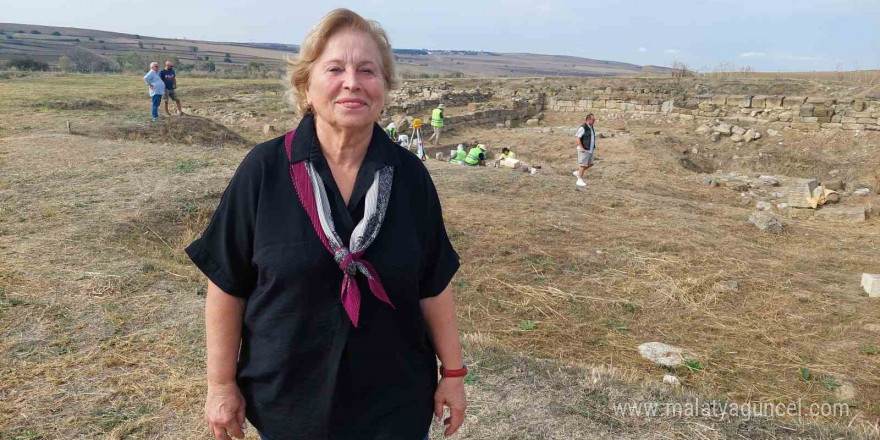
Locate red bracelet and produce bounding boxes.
[440,365,468,378]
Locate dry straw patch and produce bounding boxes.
[2,74,879,438]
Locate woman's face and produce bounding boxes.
[307,29,386,131]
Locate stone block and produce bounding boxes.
[593,100,606,109]
[784,96,807,108]
[862,274,880,297]
[842,123,865,130]
[800,117,819,123]
[765,96,784,108]
[806,97,835,105]
[865,124,880,131]
[606,101,619,109]
[791,122,820,130]
[711,95,728,106]
[751,95,768,108]
[813,105,829,117]
[816,206,866,223]
[831,115,843,123]
[679,114,695,120]
[727,95,749,107]
[841,116,858,123]
[816,116,831,123]
[823,179,844,191]
[821,123,843,129]
[785,178,820,208]
[857,118,876,124]
[799,104,815,117]
[852,101,866,112]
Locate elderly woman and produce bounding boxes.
[185,8,466,440]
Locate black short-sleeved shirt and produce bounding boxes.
[186,114,460,440]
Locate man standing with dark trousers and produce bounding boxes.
[159,61,183,116]
[573,114,596,187]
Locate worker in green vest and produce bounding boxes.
[464,144,487,166]
[384,122,397,143]
[429,103,444,144]
[449,144,468,165]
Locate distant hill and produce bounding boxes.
[0,23,670,77]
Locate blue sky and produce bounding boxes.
[5,0,879,71]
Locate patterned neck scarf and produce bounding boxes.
[285,130,395,328]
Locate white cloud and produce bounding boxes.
[740,52,767,58]
[665,49,679,54]
[638,47,647,52]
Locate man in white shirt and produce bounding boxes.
[573,114,596,187]
[143,62,166,120]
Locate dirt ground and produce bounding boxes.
[1,73,879,439]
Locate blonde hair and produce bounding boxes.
[286,8,398,116]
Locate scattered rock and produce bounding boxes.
[713,123,732,135]
[816,206,866,223]
[829,169,840,176]
[262,124,275,135]
[862,273,880,297]
[776,203,789,210]
[435,152,444,160]
[696,125,713,135]
[711,133,721,142]
[525,118,539,126]
[767,129,779,136]
[718,280,740,291]
[662,375,681,387]
[823,180,844,191]
[825,192,840,203]
[637,342,687,367]
[732,126,747,136]
[854,188,870,196]
[865,323,880,333]
[749,211,783,234]
[731,134,744,143]
[835,382,856,401]
[703,177,714,185]
[744,128,757,142]
[759,175,780,186]
[755,201,772,211]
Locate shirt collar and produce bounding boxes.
[289,113,400,167]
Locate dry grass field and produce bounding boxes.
[1,73,879,439]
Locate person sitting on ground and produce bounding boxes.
[396,133,409,149]
[464,143,487,166]
[384,122,397,142]
[450,144,467,165]
[500,148,516,160]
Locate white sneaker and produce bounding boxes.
[576,179,587,187]
[573,171,579,178]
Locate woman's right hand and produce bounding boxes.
[205,382,247,440]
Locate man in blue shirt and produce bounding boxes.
[159,61,183,116]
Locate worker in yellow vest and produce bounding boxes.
[429,104,444,144]
[500,148,516,160]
